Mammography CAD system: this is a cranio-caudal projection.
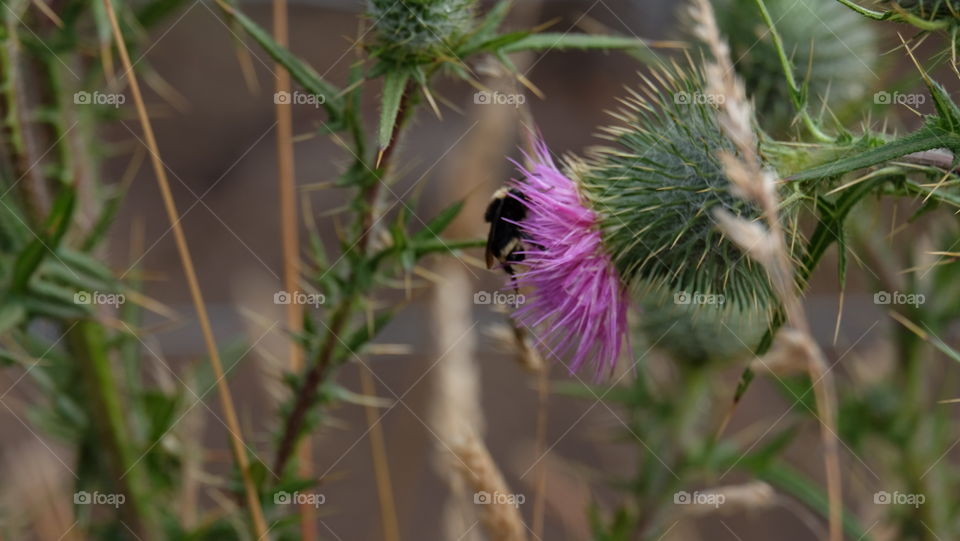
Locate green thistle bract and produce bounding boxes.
[579,60,781,315]
[716,0,877,133]
[368,0,476,64]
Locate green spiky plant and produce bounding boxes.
[367,0,478,64]
[573,0,960,539]
[8,0,960,539]
[0,0,663,538]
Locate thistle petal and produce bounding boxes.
[505,139,630,378]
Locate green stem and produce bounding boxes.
[750,462,874,540]
[753,0,834,143]
[273,81,420,479]
[832,0,886,20]
[68,320,155,540]
[790,126,960,181]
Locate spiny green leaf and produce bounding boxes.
[136,0,191,27]
[462,0,512,49]
[0,302,26,333]
[10,189,76,292]
[414,237,485,257]
[377,70,410,150]
[751,462,874,541]
[924,77,960,132]
[789,125,960,181]
[412,200,464,242]
[218,2,343,121]
[465,30,530,55]
[500,33,656,53]
[333,310,396,365]
[11,241,47,292]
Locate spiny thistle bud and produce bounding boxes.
[635,286,768,366]
[367,0,476,64]
[579,59,781,316]
[715,0,877,134]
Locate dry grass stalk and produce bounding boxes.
[427,12,543,533]
[671,481,777,519]
[430,259,485,541]
[101,0,270,536]
[749,328,813,377]
[452,433,528,541]
[429,259,528,541]
[430,260,527,541]
[689,1,843,540]
[485,321,544,373]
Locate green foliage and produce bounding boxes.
[10,0,960,539]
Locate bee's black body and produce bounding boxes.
[484,188,527,278]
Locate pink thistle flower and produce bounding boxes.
[505,139,630,378]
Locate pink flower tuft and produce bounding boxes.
[505,139,630,378]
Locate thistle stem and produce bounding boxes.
[832,0,887,20]
[753,0,835,143]
[273,81,417,478]
[68,321,155,539]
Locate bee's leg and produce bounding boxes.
[503,264,522,306]
[503,263,520,300]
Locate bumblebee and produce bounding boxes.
[484,187,527,280]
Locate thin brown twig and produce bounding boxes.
[101,1,270,538]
